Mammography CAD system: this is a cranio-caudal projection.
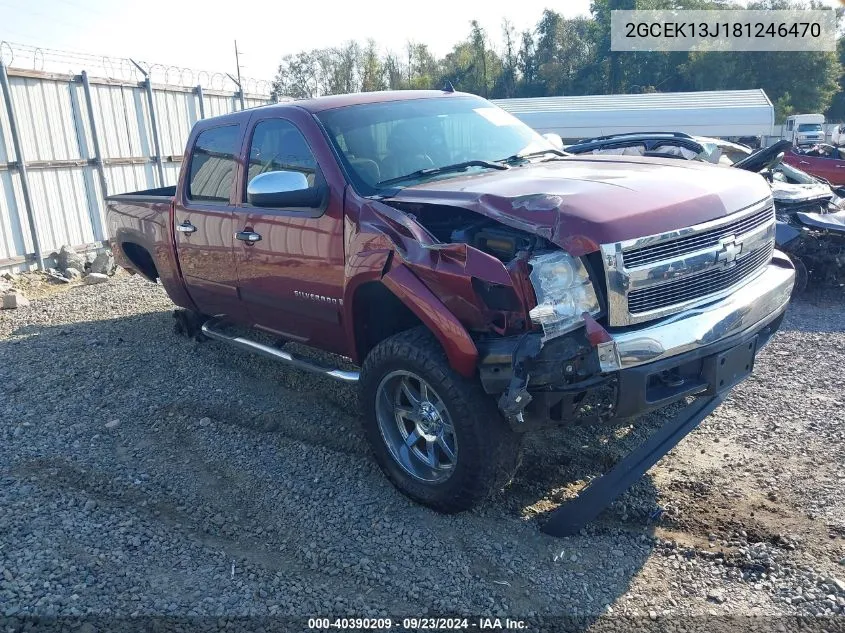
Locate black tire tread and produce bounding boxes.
[360,326,521,513]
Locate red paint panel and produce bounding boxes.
[107,198,197,312]
[387,156,773,250]
[382,264,478,378]
[783,150,845,186]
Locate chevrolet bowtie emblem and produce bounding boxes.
[716,236,742,268]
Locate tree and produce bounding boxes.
[272,51,319,99]
[361,40,387,92]
[470,21,489,97]
[440,22,502,96]
[517,28,539,95]
[384,52,406,90]
[270,0,845,115]
[497,19,518,98]
[826,37,845,121]
[775,92,795,122]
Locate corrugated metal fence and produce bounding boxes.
[0,64,272,271]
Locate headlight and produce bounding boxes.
[528,251,600,341]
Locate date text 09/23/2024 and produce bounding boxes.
[307,617,527,630]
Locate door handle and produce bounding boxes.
[236,230,262,244]
[176,221,197,234]
[799,161,810,165]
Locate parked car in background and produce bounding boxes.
[565,132,752,165]
[734,142,845,292]
[783,113,826,147]
[693,136,753,165]
[565,132,710,161]
[830,123,845,147]
[105,90,794,529]
[782,144,845,186]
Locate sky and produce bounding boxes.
[0,0,593,81]
[0,0,841,83]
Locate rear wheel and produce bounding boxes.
[360,327,521,513]
[172,309,208,340]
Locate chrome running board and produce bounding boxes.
[200,317,359,383]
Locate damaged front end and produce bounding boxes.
[771,183,845,287]
[357,196,624,430]
[356,170,793,436]
[756,161,845,289]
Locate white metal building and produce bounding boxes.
[493,89,774,141]
[0,66,271,271]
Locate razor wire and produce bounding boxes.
[0,41,273,94]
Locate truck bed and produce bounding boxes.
[105,185,176,202]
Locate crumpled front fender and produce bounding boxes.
[381,264,478,377]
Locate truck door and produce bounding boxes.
[234,115,346,354]
[174,123,243,317]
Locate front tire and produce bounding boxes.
[788,254,808,299]
[360,327,521,513]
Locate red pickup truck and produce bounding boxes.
[107,90,795,533]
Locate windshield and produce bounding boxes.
[798,123,823,132]
[315,96,553,193]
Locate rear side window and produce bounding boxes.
[187,125,240,203]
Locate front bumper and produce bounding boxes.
[481,251,795,429]
[609,250,794,371]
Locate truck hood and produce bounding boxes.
[385,155,772,254]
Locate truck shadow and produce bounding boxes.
[3,310,668,622]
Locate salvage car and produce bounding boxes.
[106,91,794,533]
[744,143,845,291]
[782,143,845,186]
[566,132,751,164]
[565,131,711,161]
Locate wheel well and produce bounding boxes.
[354,282,423,361]
[121,242,158,281]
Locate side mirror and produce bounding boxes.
[542,133,564,151]
[247,170,325,208]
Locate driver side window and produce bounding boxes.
[244,119,317,200]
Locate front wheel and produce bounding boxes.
[788,254,808,299]
[360,327,521,513]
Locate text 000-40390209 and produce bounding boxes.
[307,617,529,630]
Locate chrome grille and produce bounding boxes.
[628,243,774,314]
[600,197,777,327]
[623,204,774,268]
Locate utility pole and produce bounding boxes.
[234,40,243,89]
[233,40,245,109]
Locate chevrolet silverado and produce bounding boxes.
[106,90,795,534]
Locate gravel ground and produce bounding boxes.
[1,272,843,631]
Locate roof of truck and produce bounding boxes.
[287,89,471,112]
[195,90,474,128]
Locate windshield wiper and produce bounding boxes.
[498,149,570,165]
[377,159,508,187]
